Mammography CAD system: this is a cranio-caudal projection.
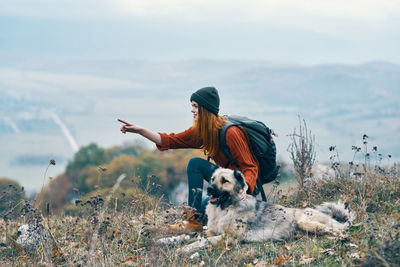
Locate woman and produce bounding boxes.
[118,87,258,231]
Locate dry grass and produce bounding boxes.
[1,161,399,266]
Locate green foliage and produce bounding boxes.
[38,143,206,212]
[79,154,140,193]
[66,143,108,175]
[105,145,141,159]
[135,150,165,189]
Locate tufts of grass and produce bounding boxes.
[0,135,399,266]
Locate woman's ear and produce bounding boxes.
[233,169,245,188]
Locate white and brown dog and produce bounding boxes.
[160,168,354,253]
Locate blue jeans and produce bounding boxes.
[187,157,219,213]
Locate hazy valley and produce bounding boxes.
[1,58,399,192]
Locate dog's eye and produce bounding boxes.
[221,177,228,184]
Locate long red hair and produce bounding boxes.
[192,106,227,157]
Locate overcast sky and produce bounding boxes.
[1,0,400,64]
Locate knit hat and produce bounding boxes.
[190,87,220,115]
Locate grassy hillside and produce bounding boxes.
[0,157,399,266]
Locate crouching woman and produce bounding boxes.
[118,87,258,231]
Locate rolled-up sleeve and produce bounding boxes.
[156,127,199,151]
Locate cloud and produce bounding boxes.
[2,0,399,23]
[0,0,121,19]
[2,0,398,41]
[1,0,399,64]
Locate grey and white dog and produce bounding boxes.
[166,168,354,253]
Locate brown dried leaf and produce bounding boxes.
[273,253,290,265]
[123,256,140,263]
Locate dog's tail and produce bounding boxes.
[315,200,355,223]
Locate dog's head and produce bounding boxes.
[207,168,245,209]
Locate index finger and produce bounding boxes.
[117,118,131,125]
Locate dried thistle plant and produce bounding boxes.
[35,159,56,209]
[88,173,126,265]
[287,116,316,190]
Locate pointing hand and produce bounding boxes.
[118,119,142,134]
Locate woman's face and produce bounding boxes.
[191,101,199,121]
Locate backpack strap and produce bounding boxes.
[219,121,239,168]
[219,121,267,201]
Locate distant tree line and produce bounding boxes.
[36,143,206,212]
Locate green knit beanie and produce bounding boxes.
[190,87,220,115]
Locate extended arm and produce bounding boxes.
[118,119,162,146]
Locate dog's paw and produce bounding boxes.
[157,234,189,245]
[176,237,210,254]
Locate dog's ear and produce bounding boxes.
[233,169,245,188]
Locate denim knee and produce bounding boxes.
[187,157,206,173]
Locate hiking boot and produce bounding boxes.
[168,207,206,232]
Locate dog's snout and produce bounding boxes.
[207,184,217,196]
